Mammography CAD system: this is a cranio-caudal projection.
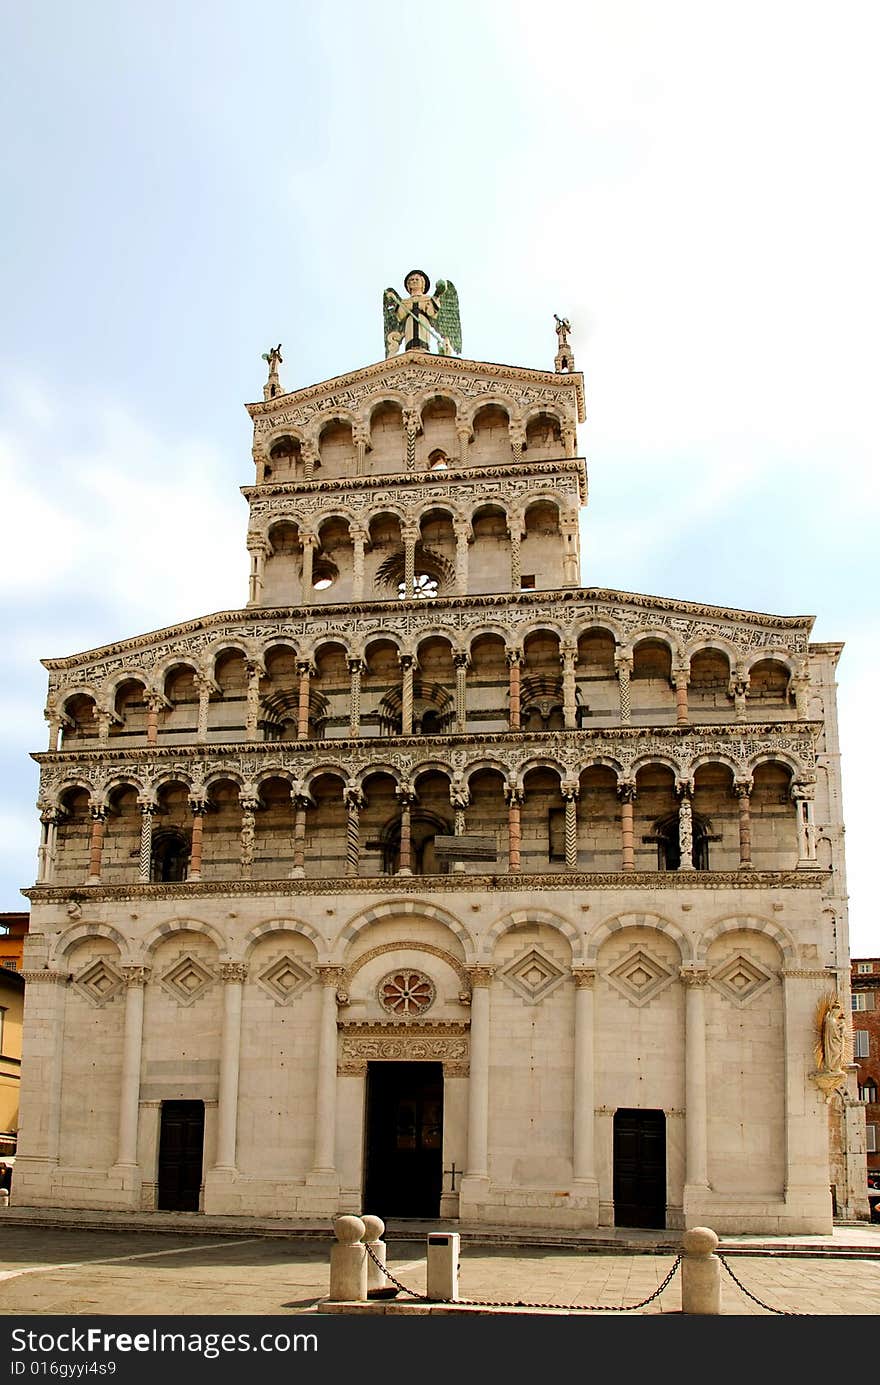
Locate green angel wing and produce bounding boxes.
[435,279,462,354]
[383,288,402,351]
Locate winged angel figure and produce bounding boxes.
[383,270,462,358]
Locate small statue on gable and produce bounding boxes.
[383,270,462,358]
[261,343,283,400]
[554,314,575,373]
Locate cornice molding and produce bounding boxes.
[244,352,586,425]
[22,869,830,905]
[41,588,813,674]
[242,458,586,503]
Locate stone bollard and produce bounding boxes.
[362,1214,388,1295]
[329,1215,367,1303]
[680,1226,722,1314]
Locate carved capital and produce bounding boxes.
[315,965,347,988]
[679,966,711,988]
[219,962,248,984]
[505,648,524,667]
[20,969,67,985]
[571,966,597,989]
[466,966,494,988]
[616,781,637,804]
[121,965,151,988]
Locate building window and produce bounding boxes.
[0,1009,5,1055]
[867,1124,877,1154]
[853,992,875,1011]
[857,963,873,974]
[0,960,16,971]
[854,1030,870,1059]
[520,575,536,590]
[860,1082,878,1104]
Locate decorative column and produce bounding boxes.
[615,649,633,724]
[300,534,317,596]
[343,787,363,878]
[396,784,414,875]
[290,793,310,878]
[245,661,262,741]
[681,966,711,1195]
[454,652,469,733]
[37,808,63,884]
[45,703,61,752]
[790,668,810,719]
[145,693,162,746]
[402,524,418,598]
[310,966,345,1181]
[87,806,107,884]
[562,783,579,870]
[677,785,695,871]
[562,422,577,457]
[792,783,817,865]
[247,538,269,605]
[507,519,523,591]
[509,422,525,464]
[562,645,578,729]
[507,648,523,729]
[451,780,470,837]
[296,660,313,739]
[347,657,363,737]
[188,797,207,881]
[350,526,367,601]
[618,782,636,871]
[454,520,470,595]
[213,963,248,1172]
[673,667,690,725]
[455,420,470,466]
[137,801,156,882]
[115,966,150,1170]
[561,514,579,586]
[95,707,112,747]
[400,654,414,736]
[195,673,213,743]
[571,966,598,1189]
[302,440,318,482]
[352,424,368,477]
[239,795,258,879]
[730,672,748,722]
[735,780,753,869]
[463,967,493,1188]
[404,408,419,470]
[505,783,523,873]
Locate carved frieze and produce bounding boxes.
[337,1019,469,1075]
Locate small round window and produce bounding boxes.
[312,560,337,591]
[398,572,439,600]
[378,969,436,1016]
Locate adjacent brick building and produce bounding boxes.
[851,958,880,1175]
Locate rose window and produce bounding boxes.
[378,969,436,1016]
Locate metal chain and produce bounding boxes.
[718,1254,806,1316]
[363,1240,681,1312]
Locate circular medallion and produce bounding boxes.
[378,969,436,1016]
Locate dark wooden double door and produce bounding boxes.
[613,1108,667,1229]
[157,1101,205,1212]
[364,1062,443,1218]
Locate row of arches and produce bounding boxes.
[40,757,816,887]
[256,394,577,484]
[250,494,578,605]
[52,630,806,750]
[50,906,797,971]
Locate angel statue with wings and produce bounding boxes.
[383,270,462,358]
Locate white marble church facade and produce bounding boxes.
[14,302,865,1232]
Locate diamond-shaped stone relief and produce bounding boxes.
[500,947,565,1005]
[606,949,674,1008]
[709,954,773,1008]
[74,958,122,1008]
[256,954,311,1006]
[159,954,215,1007]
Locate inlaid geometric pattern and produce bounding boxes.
[73,958,122,1008]
[500,947,565,1005]
[256,954,311,1006]
[378,969,436,1016]
[709,954,773,1008]
[159,954,215,1007]
[606,949,674,1008]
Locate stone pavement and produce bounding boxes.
[0,1219,878,1316]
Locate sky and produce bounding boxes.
[0,1,877,954]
